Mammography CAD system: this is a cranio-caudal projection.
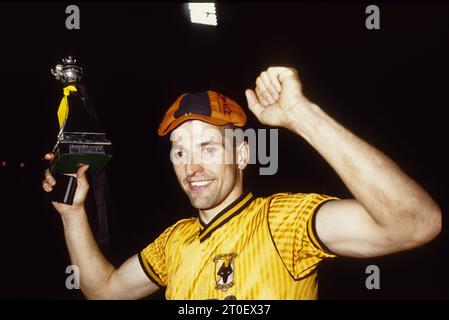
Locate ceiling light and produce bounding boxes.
[188,3,217,26]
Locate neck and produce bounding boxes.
[199,184,244,225]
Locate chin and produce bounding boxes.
[188,193,219,210]
[190,198,216,210]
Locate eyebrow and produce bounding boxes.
[171,140,224,149]
[200,141,223,147]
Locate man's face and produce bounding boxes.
[170,120,239,210]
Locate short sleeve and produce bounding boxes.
[139,221,184,287]
[268,193,340,280]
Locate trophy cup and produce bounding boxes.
[49,57,112,205]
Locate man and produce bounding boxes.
[42,66,441,299]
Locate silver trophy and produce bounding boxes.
[51,56,83,85]
[49,57,112,205]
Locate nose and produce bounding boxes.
[185,163,204,176]
[184,147,204,177]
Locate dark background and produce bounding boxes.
[0,3,448,299]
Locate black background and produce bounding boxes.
[0,3,448,299]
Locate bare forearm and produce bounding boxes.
[61,207,115,299]
[247,66,441,253]
[290,101,441,236]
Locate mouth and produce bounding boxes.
[187,179,215,192]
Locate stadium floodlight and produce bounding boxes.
[188,3,217,26]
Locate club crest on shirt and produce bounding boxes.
[213,253,237,291]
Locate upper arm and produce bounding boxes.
[94,220,191,300]
[315,199,404,258]
[100,254,160,300]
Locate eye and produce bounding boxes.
[204,147,216,154]
[172,149,185,159]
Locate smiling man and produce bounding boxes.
[168,122,243,214]
[42,66,441,300]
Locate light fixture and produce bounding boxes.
[188,3,217,26]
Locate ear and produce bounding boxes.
[236,140,250,170]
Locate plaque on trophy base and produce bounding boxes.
[51,132,112,175]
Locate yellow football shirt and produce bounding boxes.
[139,191,339,300]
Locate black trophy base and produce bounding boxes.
[51,153,112,175]
[49,174,78,205]
[49,132,111,205]
[50,132,112,175]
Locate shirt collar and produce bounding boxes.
[198,190,254,242]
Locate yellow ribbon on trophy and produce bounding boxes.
[57,85,78,129]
